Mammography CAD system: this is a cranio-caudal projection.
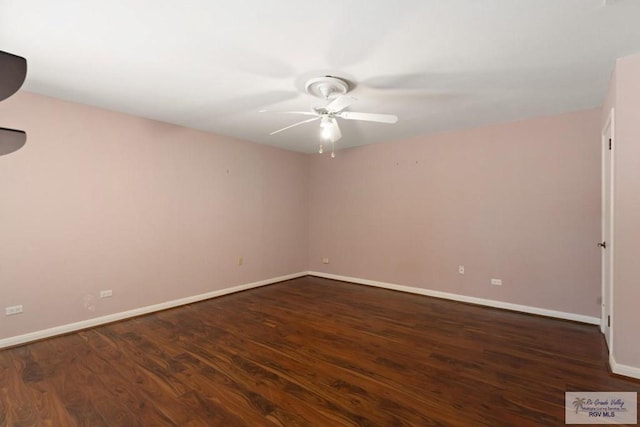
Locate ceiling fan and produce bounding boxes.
[0,50,27,156]
[266,76,398,157]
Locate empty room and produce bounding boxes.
[1,1,640,425]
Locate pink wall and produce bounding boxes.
[0,91,309,340]
[309,109,602,317]
[0,90,609,345]
[610,53,640,369]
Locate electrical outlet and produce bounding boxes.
[100,290,113,298]
[458,265,465,274]
[237,256,243,266]
[322,257,330,264]
[5,305,23,315]
[491,279,502,286]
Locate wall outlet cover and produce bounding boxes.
[5,305,23,315]
[100,290,113,298]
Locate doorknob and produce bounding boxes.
[597,241,607,249]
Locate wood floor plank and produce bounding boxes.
[1,276,638,426]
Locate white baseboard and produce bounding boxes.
[610,355,640,380]
[0,271,307,349]
[307,271,601,325]
[5,271,637,380]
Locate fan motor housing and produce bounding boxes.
[305,76,350,99]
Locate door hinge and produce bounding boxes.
[608,315,611,327]
[609,138,612,150]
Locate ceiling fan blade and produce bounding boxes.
[269,116,320,135]
[325,95,355,113]
[338,111,398,124]
[0,51,27,102]
[0,127,27,156]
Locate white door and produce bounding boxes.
[601,109,614,349]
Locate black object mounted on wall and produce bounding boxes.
[0,127,26,156]
[1,49,28,156]
[0,50,27,101]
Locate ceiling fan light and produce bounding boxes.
[329,118,342,142]
[321,126,332,140]
[320,116,333,140]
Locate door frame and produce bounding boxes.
[601,107,615,350]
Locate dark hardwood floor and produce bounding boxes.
[0,276,638,426]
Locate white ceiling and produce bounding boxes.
[2,0,640,153]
